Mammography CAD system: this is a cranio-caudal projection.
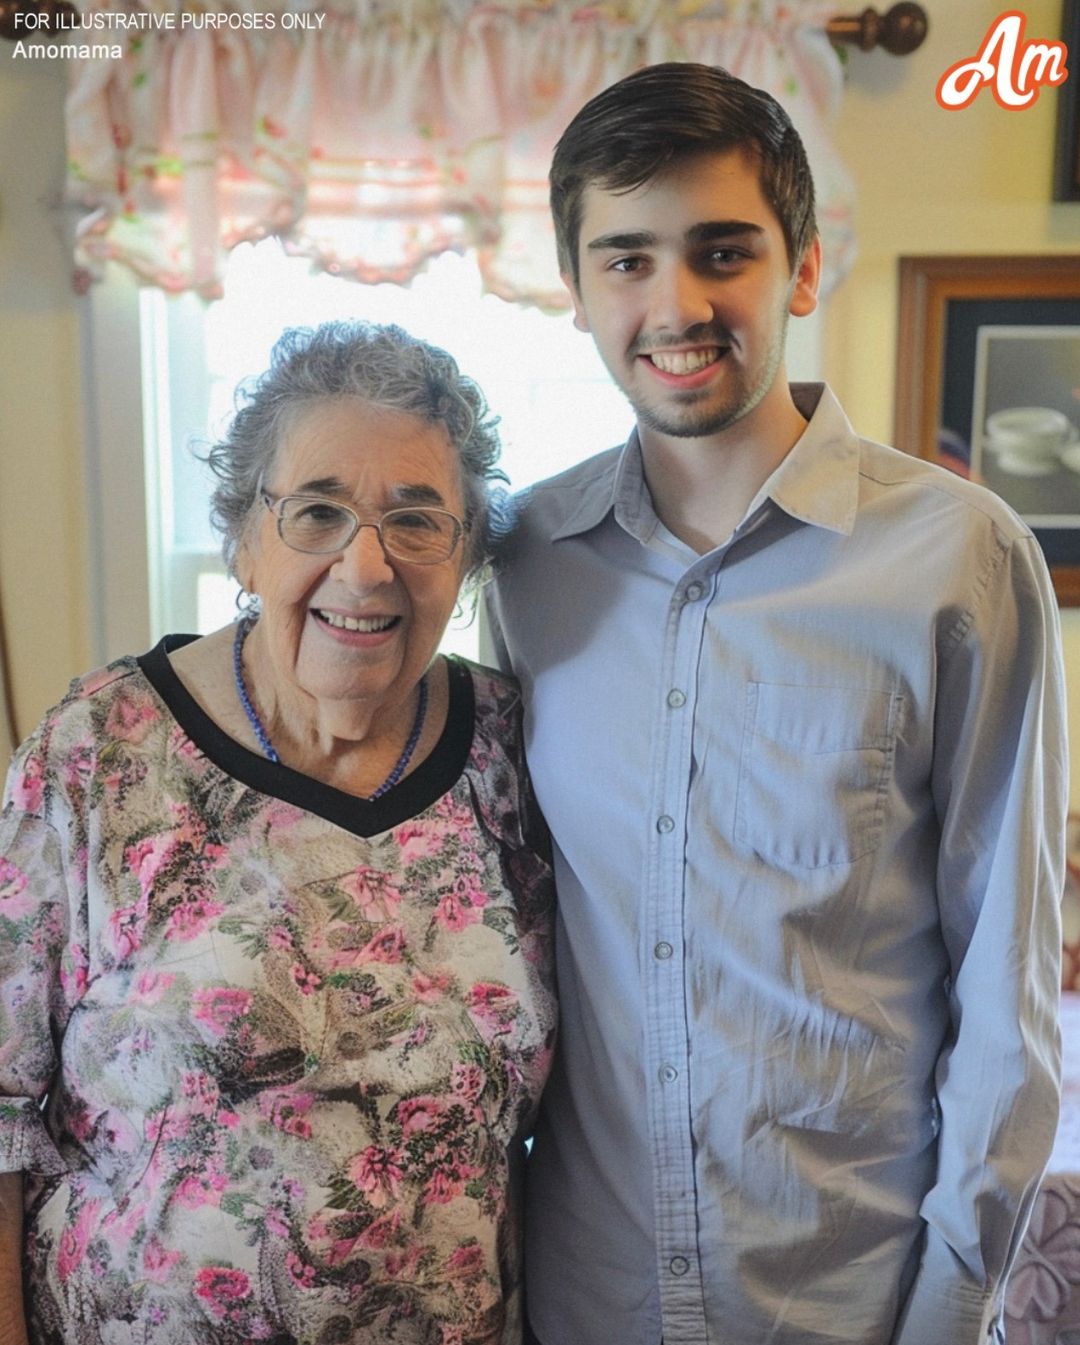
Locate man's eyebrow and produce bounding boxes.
[586,230,659,253]
[686,220,765,245]
[585,221,766,252]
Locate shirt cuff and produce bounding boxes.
[0,1099,69,1176]
[891,1226,1002,1345]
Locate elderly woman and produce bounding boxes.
[0,322,556,1345]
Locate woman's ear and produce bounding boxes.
[234,532,257,600]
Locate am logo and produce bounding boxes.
[936,10,1069,110]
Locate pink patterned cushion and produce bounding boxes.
[1005,1182,1080,1324]
[1003,994,1080,1343]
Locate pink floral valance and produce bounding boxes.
[65,0,856,306]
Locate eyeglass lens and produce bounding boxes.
[278,497,459,562]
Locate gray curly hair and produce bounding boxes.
[205,321,507,587]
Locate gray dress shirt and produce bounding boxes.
[486,383,1067,1345]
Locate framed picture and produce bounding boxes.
[1055,0,1080,201]
[895,254,1080,605]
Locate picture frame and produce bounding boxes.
[1055,0,1080,201]
[894,254,1080,606]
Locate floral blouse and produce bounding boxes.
[0,638,556,1345]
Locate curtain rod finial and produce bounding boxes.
[827,3,929,56]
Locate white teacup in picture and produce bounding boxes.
[967,324,1080,530]
[985,405,1079,476]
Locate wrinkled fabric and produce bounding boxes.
[0,644,556,1344]
[487,383,1066,1345]
[1061,816,1080,991]
[62,0,854,302]
[1004,994,1080,1345]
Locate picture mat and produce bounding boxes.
[970,325,1080,529]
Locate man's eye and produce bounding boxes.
[610,256,645,274]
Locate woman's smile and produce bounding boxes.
[314,608,400,635]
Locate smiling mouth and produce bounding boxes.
[316,610,400,633]
[645,347,724,375]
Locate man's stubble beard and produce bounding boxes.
[622,311,790,443]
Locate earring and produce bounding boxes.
[235,590,261,619]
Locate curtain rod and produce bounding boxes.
[827,4,928,56]
[1,2,928,50]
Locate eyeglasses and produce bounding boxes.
[261,491,466,565]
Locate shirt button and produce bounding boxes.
[656,815,675,834]
[670,1256,690,1276]
[684,582,704,602]
[666,689,686,709]
[654,941,674,960]
[659,1064,679,1084]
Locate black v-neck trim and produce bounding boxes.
[137,636,475,838]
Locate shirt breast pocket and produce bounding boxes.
[734,682,900,869]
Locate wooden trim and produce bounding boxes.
[894,254,1080,605]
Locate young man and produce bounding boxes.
[486,63,1067,1345]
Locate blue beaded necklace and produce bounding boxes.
[231,614,428,800]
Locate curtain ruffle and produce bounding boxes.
[64,0,855,304]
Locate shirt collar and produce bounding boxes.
[749,383,861,537]
[550,382,862,544]
[548,436,639,542]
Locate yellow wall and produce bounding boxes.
[0,56,91,741]
[0,2,1078,803]
[825,0,1080,807]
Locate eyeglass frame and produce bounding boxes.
[260,490,467,565]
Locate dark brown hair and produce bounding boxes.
[550,62,817,285]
